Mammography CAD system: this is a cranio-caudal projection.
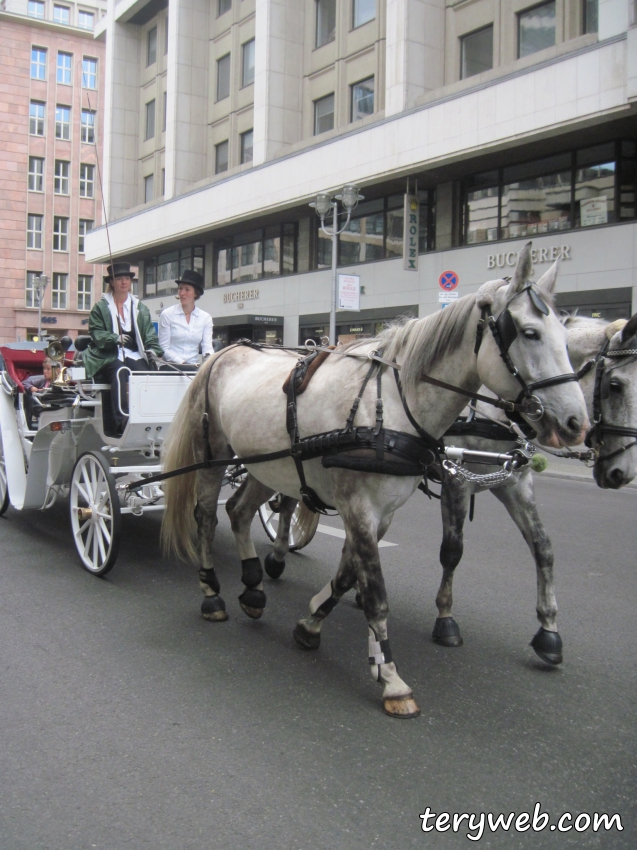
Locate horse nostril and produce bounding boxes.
[567,416,581,435]
[608,468,625,489]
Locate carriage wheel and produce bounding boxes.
[258,497,319,551]
[70,452,121,576]
[0,432,9,516]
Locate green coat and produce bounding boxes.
[83,294,164,378]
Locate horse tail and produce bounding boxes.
[161,371,206,563]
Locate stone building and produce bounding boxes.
[0,0,107,343]
[87,0,637,346]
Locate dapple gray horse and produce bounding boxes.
[162,245,588,718]
[431,308,637,663]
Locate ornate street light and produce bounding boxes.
[310,183,364,345]
[34,274,49,340]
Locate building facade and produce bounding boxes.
[0,0,107,344]
[87,0,637,347]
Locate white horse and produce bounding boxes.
[162,245,588,718]
[431,308,637,662]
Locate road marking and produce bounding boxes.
[317,524,398,548]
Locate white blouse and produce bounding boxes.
[158,303,213,364]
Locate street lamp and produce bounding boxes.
[34,274,49,340]
[310,183,364,345]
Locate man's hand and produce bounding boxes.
[119,333,135,348]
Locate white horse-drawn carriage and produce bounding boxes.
[0,340,193,575]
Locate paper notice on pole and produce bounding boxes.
[338,273,360,311]
[438,291,459,302]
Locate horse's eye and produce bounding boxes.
[609,380,623,394]
[522,329,540,340]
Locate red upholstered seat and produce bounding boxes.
[0,346,73,392]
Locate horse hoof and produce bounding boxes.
[238,588,266,620]
[354,591,363,609]
[240,604,264,620]
[264,551,286,580]
[293,623,320,650]
[201,596,228,622]
[432,617,463,647]
[383,693,421,719]
[530,628,563,665]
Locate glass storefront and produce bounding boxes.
[144,246,204,297]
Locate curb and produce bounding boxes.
[537,469,637,489]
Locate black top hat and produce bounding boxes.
[175,269,204,297]
[103,261,137,283]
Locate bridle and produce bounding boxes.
[473,284,579,422]
[578,336,637,465]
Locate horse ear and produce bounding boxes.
[536,259,559,295]
[620,312,637,344]
[508,242,533,294]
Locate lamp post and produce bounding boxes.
[310,183,364,345]
[34,274,49,340]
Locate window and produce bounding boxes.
[215,140,229,174]
[28,1,44,18]
[316,0,336,47]
[53,216,69,251]
[501,161,572,238]
[26,272,41,308]
[55,106,71,139]
[353,0,375,28]
[31,48,47,80]
[78,10,94,29]
[163,91,167,131]
[81,109,95,143]
[217,54,231,101]
[144,246,204,297]
[82,57,97,89]
[218,0,231,15]
[351,77,374,122]
[145,100,156,140]
[147,27,157,66]
[164,16,169,53]
[57,52,72,85]
[242,39,255,87]
[79,164,94,198]
[53,5,70,24]
[29,102,45,136]
[27,215,43,249]
[144,174,154,203]
[518,1,556,58]
[52,273,67,310]
[78,219,93,253]
[28,157,44,192]
[583,0,598,33]
[461,26,493,79]
[214,225,297,286]
[240,129,253,164]
[77,276,92,311]
[54,160,70,194]
[575,144,617,227]
[314,93,334,135]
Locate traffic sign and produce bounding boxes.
[439,270,459,291]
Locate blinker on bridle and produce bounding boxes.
[475,283,579,422]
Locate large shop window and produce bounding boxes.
[214,224,297,286]
[144,246,205,297]
[463,142,635,244]
[317,191,435,268]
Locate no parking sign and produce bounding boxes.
[439,270,459,291]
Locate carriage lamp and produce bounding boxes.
[309,183,364,345]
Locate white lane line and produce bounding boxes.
[316,524,398,548]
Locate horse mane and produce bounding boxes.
[369,291,485,396]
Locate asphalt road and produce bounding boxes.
[1,475,635,850]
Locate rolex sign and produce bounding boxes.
[403,195,419,271]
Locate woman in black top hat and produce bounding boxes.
[158,269,213,368]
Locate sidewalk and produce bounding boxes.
[534,450,637,489]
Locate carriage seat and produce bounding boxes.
[0,345,76,392]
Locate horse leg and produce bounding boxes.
[490,469,562,665]
[263,495,297,580]
[195,467,228,622]
[225,474,275,619]
[432,477,471,647]
[353,512,393,608]
[294,498,419,719]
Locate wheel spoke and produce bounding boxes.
[96,524,107,562]
[74,481,92,505]
[98,517,112,544]
[83,523,94,559]
[74,518,91,536]
[91,526,99,566]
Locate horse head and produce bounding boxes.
[475,242,589,448]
